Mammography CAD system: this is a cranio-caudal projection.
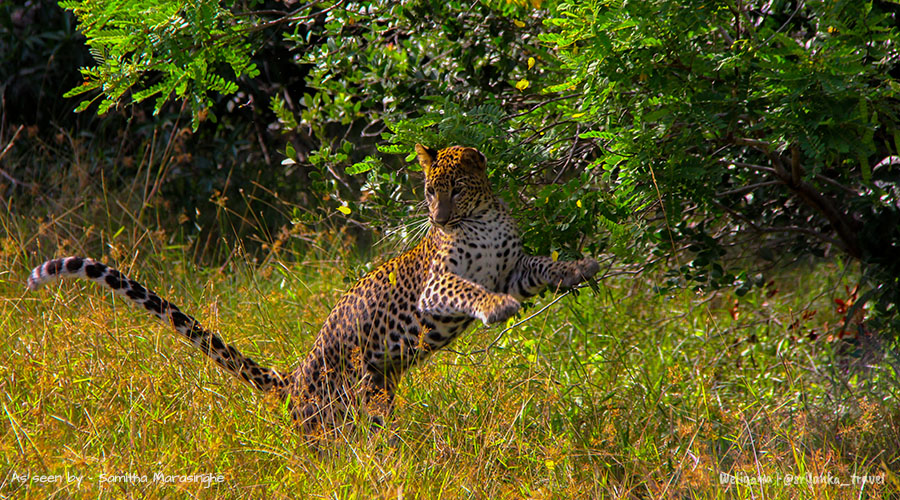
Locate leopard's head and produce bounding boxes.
[415,144,494,227]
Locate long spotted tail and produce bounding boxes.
[28,256,288,395]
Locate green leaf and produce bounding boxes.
[377,144,407,154]
[579,130,616,140]
[859,152,871,183]
[346,156,379,175]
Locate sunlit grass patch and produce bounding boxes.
[1,206,898,497]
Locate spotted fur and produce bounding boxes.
[28,145,599,434]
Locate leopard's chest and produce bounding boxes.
[440,216,521,292]
[356,213,523,373]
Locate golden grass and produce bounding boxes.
[1,183,898,498]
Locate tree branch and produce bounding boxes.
[718,159,778,174]
[790,144,801,186]
[728,137,862,258]
[0,125,35,190]
[712,201,847,252]
[505,93,582,120]
[715,180,781,197]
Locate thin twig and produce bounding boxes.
[552,127,581,184]
[505,93,582,120]
[712,200,845,251]
[814,173,858,196]
[762,1,805,46]
[0,125,35,189]
[718,159,778,175]
[523,119,575,144]
[0,124,24,166]
[715,180,781,197]
[239,0,347,35]
[451,290,575,357]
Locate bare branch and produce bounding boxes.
[732,137,771,149]
[0,124,24,165]
[715,180,781,197]
[716,26,735,45]
[790,144,801,186]
[712,200,847,252]
[814,173,858,196]
[505,93,583,120]
[0,125,35,189]
[727,138,862,258]
[718,159,777,175]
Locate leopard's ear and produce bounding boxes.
[415,144,438,177]
[462,147,487,171]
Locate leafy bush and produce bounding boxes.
[537,0,900,329]
[36,0,900,334]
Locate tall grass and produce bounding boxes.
[1,134,898,498]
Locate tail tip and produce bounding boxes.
[27,269,42,291]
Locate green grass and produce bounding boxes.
[2,202,899,498]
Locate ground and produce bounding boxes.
[1,234,896,498]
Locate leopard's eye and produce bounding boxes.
[451,185,463,198]
[426,186,435,198]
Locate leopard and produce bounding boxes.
[27,144,599,435]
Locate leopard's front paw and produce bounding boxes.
[559,258,600,288]
[478,294,521,326]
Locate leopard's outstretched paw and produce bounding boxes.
[559,258,599,288]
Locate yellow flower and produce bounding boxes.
[515,79,530,91]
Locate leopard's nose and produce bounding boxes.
[433,194,452,225]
